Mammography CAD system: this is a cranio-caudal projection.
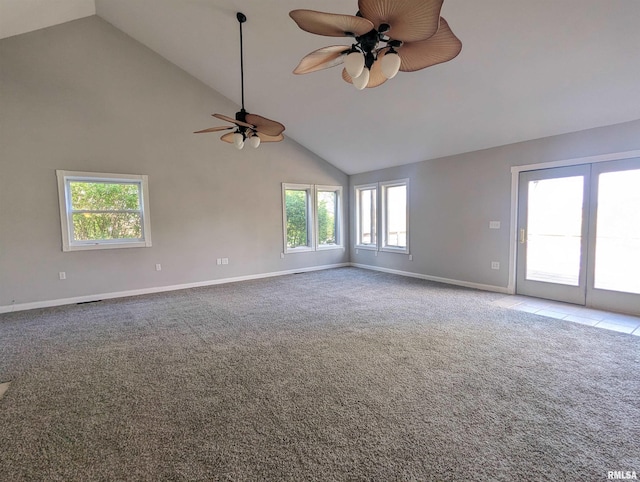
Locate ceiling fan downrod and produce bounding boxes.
[233,12,260,149]
[193,11,285,147]
[237,12,246,113]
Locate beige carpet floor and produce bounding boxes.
[1,268,638,480]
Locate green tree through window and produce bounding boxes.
[57,170,151,251]
[282,183,342,253]
[70,181,143,241]
[285,189,308,248]
[317,191,336,245]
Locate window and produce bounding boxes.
[316,185,342,249]
[282,183,343,253]
[355,179,409,254]
[283,184,314,252]
[57,170,152,251]
[355,184,377,249]
[381,180,408,253]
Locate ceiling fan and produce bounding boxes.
[195,12,285,149]
[289,0,462,90]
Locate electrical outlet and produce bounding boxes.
[491,261,500,270]
[355,249,359,254]
[222,258,229,265]
[280,253,285,259]
[409,254,413,261]
[59,271,66,280]
[155,264,162,271]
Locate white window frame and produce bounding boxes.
[380,179,410,254]
[355,183,378,251]
[315,185,343,251]
[56,170,152,252]
[282,183,344,254]
[282,183,315,253]
[355,179,410,255]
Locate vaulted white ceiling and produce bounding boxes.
[3,0,640,174]
[0,0,95,39]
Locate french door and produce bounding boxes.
[516,158,640,315]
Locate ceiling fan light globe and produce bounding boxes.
[381,52,401,79]
[345,51,365,79]
[352,68,370,90]
[248,135,261,148]
[233,132,245,149]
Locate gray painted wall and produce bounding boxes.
[0,17,348,309]
[350,119,640,289]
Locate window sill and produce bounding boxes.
[64,241,151,252]
[380,246,409,255]
[355,245,377,251]
[317,245,344,251]
[284,247,315,254]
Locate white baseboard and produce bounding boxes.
[349,263,510,294]
[0,262,508,314]
[0,263,350,314]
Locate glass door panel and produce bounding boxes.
[587,159,640,315]
[516,165,590,305]
[525,176,584,285]
[593,169,640,294]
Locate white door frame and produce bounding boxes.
[508,149,640,295]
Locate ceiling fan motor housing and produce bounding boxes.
[358,29,380,53]
[358,26,401,71]
[235,108,248,124]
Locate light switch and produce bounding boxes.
[489,221,501,229]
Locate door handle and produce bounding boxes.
[519,228,526,244]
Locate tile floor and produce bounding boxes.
[492,295,640,336]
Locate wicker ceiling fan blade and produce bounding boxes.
[398,18,462,72]
[293,45,351,74]
[212,113,254,129]
[193,126,233,134]
[341,68,354,85]
[290,10,374,37]
[256,132,285,143]
[220,132,235,143]
[358,0,443,42]
[245,113,286,137]
[341,57,388,89]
